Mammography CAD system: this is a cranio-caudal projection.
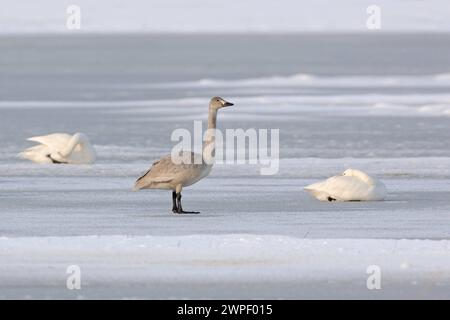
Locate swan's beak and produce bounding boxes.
[223,101,234,107]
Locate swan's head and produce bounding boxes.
[342,169,374,184]
[72,132,90,145]
[209,97,234,110]
[342,169,357,177]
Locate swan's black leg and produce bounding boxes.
[172,191,178,213]
[327,196,336,202]
[176,193,183,213]
[46,154,67,164]
[176,192,199,214]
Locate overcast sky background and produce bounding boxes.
[1,0,450,33]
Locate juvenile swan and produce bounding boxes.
[304,169,387,202]
[20,133,96,164]
[134,97,234,214]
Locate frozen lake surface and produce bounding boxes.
[0,34,450,299]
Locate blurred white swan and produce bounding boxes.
[304,169,387,201]
[20,132,96,164]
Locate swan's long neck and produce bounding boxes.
[60,133,89,157]
[357,172,376,185]
[202,107,218,164]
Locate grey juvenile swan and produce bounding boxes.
[133,97,234,214]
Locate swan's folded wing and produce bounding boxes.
[133,152,203,191]
[27,133,72,150]
[133,155,175,190]
[331,177,371,200]
[305,176,369,201]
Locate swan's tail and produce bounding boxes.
[17,151,26,160]
[133,180,149,191]
[18,145,38,159]
[303,182,320,192]
[133,168,151,191]
[303,184,334,202]
[18,145,54,164]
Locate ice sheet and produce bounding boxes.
[1,34,450,299]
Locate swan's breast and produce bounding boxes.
[180,163,212,187]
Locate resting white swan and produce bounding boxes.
[304,169,387,202]
[20,132,96,164]
[134,97,233,214]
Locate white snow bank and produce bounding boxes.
[0,235,449,289]
[2,96,450,118]
[141,73,450,89]
[1,0,450,33]
[1,235,450,279]
[3,71,450,118]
